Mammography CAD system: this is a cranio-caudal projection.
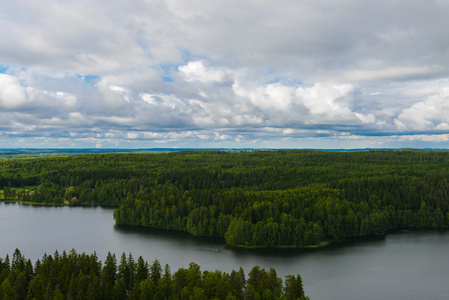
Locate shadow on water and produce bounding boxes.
[113,224,449,260]
[114,223,395,258]
[114,224,226,246]
[226,234,389,260]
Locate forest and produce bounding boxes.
[1,149,449,247]
[0,249,308,300]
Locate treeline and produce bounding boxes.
[1,150,449,246]
[114,184,447,247]
[0,249,308,300]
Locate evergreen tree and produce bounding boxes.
[284,274,304,300]
[149,259,162,283]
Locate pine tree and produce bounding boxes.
[149,259,162,283]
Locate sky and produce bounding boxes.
[1,0,449,149]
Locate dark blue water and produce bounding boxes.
[1,202,448,299]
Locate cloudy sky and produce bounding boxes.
[1,0,449,149]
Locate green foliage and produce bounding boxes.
[2,150,449,247]
[0,249,307,300]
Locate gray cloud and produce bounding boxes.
[1,0,449,148]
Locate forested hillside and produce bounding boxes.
[0,249,307,299]
[1,150,449,247]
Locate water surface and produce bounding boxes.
[1,202,448,299]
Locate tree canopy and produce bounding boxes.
[0,249,308,300]
[2,149,449,247]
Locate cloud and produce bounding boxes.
[1,0,449,148]
[0,74,33,109]
[3,0,449,81]
[395,86,449,131]
[232,81,372,127]
[0,0,147,74]
[235,82,293,113]
[179,61,227,83]
[342,66,440,82]
[399,134,449,142]
[296,83,356,121]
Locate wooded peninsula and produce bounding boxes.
[1,150,449,248]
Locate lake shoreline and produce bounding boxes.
[1,202,449,300]
[4,200,448,250]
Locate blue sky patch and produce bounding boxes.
[264,71,303,86]
[77,74,100,86]
[266,78,280,84]
[0,65,8,74]
[180,49,200,63]
[265,78,303,86]
[158,64,178,82]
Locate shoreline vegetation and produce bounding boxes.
[4,197,446,250]
[0,249,309,300]
[1,150,449,249]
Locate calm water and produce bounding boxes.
[1,202,448,299]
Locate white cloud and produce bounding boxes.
[109,85,127,93]
[248,83,293,112]
[296,83,354,117]
[399,134,449,142]
[127,132,139,139]
[0,74,32,108]
[355,113,376,124]
[179,61,226,83]
[54,91,77,107]
[395,86,449,131]
[435,123,449,130]
[1,0,449,148]
[141,93,156,105]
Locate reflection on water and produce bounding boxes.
[114,222,391,259]
[1,202,448,300]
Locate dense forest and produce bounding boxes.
[1,150,449,247]
[0,249,307,299]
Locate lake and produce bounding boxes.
[1,202,448,299]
